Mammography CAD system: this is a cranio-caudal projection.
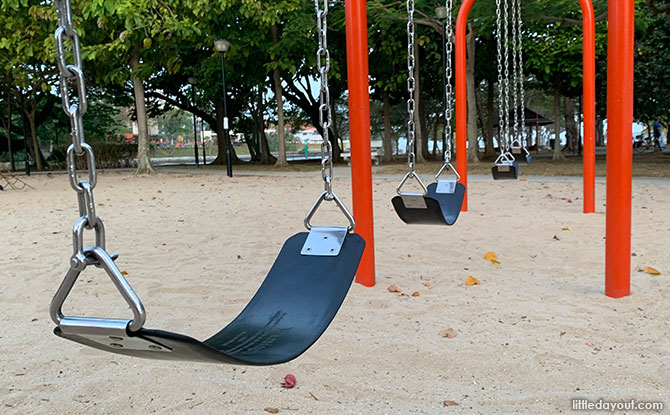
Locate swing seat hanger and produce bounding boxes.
[302,189,356,256]
[434,161,461,194]
[396,170,428,197]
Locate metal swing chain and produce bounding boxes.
[406,0,416,173]
[314,0,334,198]
[51,0,146,332]
[54,0,104,248]
[442,0,454,164]
[495,0,505,156]
[516,0,527,148]
[511,0,520,146]
[502,0,511,153]
[305,0,356,231]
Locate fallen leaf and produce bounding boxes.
[484,251,500,264]
[552,235,560,241]
[439,328,458,338]
[97,203,104,206]
[520,177,527,181]
[586,342,594,347]
[264,408,279,414]
[157,190,162,193]
[284,190,289,194]
[387,284,402,293]
[236,200,241,204]
[567,199,573,203]
[443,400,459,406]
[424,282,431,287]
[644,266,661,275]
[543,185,550,189]
[121,271,128,276]
[546,193,553,199]
[465,276,480,286]
[411,291,420,297]
[281,374,296,388]
[562,226,571,231]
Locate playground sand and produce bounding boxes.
[2,170,669,414]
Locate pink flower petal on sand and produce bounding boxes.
[281,374,296,388]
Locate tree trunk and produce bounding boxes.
[466,25,479,162]
[5,87,14,171]
[130,48,155,174]
[412,32,425,163]
[484,79,496,158]
[382,90,393,162]
[257,89,276,164]
[213,97,240,165]
[552,83,564,160]
[272,25,288,168]
[564,97,577,154]
[27,112,43,171]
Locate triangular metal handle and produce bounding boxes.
[50,246,146,333]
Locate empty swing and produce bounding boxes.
[49,0,364,365]
[508,0,531,165]
[392,0,465,225]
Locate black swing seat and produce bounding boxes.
[511,147,532,164]
[492,161,519,180]
[391,181,465,225]
[54,232,365,365]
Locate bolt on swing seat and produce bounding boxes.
[492,152,519,180]
[392,163,465,225]
[51,193,365,365]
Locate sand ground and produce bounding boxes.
[1,169,669,414]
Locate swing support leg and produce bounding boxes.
[345,0,376,287]
[605,0,634,298]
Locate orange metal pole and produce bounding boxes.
[455,0,476,212]
[605,0,634,298]
[579,0,596,214]
[345,0,376,287]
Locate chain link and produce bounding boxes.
[55,0,103,251]
[314,0,334,198]
[406,0,416,172]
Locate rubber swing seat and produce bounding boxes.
[55,232,365,365]
[491,161,519,180]
[391,182,465,225]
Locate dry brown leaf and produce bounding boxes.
[520,177,527,181]
[562,226,571,231]
[644,266,661,275]
[387,284,402,293]
[484,251,500,263]
[157,190,162,193]
[121,271,128,276]
[465,276,480,286]
[424,282,431,287]
[264,408,279,414]
[443,400,459,406]
[411,291,420,297]
[546,193,553,199]
[543,185,550,189]
[439,328,458,338]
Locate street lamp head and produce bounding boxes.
[435,6,448,20]
[187,76,198,85]
[214,39,230,53]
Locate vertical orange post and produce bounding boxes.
[345,0,376,287]
[580,0,596,214]
[605,0,634,298]
[455,0,476,212]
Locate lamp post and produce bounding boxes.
[187,76,199,167]
[435,6,448,154]
[214,39,233,177]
